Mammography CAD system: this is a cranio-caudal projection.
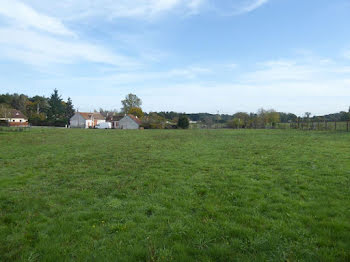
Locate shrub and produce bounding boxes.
[177,116,189,129]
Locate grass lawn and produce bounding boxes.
[0,129,349,261]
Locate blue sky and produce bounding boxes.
[0,0,349,115]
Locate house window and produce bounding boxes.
[13,120,15,122]
[20,120,22,122]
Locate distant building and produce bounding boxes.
[0,109,28,127]
[70,112,105,128]
[118,115,142,129]
[106,115,124,129]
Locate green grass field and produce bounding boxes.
[1,129,349,261]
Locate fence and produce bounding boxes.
[276,121,350,132]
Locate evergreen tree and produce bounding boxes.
[65,97,75,121]
[178,116,190,129]
[48,89,64,121]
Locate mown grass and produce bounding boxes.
[0,129,349,261]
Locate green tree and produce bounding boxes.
[11,93,29,116]
[228,118,244,129]
[233,112,250,128]
[48,89,65,121]
[178,116,189,129]
[267,110,280,127]
[65,97,75,121]
[141,113,165,129]
[121,94,142,113]
[129,107,144,118]
[0,103,11,118]
[257,108,280,128]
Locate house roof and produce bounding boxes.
[0,109,27,119]
[106,115,124,122]
[127,114,142,125]
[78,112,105,120]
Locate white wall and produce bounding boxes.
[0,118,27,123]
[86,120,93,128]
[118,116,139,130]
[96,119,106,125]
[70,113,87,128]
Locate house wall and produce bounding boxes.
[0,118,28,123]
[70,113,87,128]
[70,113,106,128]
[111,121,119,129]
[9,122,29,127]
[118,116,139,129]
[86,120,93,128]
[96,119,106,125]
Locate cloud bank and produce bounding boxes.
[23,0,269,20]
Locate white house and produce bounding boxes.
[118,115,142,129]
[0,109,28,126]
[106,115,124,129]
[70,112,105,128]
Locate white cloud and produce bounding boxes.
[73,65,213,85]
[244,60,315,82]
[238,0,269,14]
[0,0,138,67]
[242,57,350,83]
[26,0,205,20]
[68,55,349,114]
[0,0,74,36]
[24,0,268,21]
[0,28,138,67]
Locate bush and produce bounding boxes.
[0,120,9,127]
[177,116,189,129]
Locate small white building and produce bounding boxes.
[118,115,142,129]
[0,109,28,126]
[70,112,105,128]
[106,115,124,129]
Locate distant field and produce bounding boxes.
[0,129,349,261]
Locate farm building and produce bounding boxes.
[0,109,29,127]
[118,115,142,129]
[70,112,105,128]
[106,115,124,129]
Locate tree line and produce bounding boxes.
[0,90,75,126]
[1,91,349,128]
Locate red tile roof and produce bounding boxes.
[128,114,142,125]
[0,109,27,119]
[78,112,105,120]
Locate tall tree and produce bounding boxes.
[10,93,29,116]
[65,97,75,121]
[304,112,311,119]
[99,108,118,118]
[48,89,64,121]
[121,94,142,113]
